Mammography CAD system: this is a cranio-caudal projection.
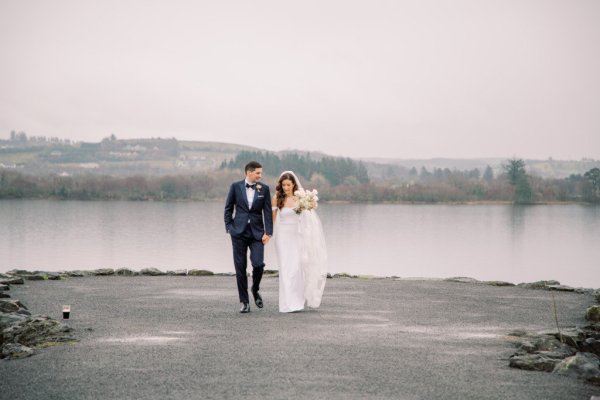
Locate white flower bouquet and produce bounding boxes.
[293,188,319,214]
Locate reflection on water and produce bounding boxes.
[1,200,598,288]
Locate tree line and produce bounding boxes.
[0,170,238,201]
[4,131,73,145]
[0,159,599,203]
[220,150,370,186]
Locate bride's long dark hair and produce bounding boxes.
[276,173,298,209]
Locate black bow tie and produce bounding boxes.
[246,183,256,189]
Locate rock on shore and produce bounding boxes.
[553,352,600,385]
[0,298,77,360]
[116,268,139,276]
[508,325,600,385]
[93,268,115,276]
[0,277,25,285]
[587,306,600,322]
[167,270,187,276]
[188,269,214,276]
[140,268,166,276]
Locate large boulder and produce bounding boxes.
[141,268,166,276]
[93,268,115,276]
[485,281,515,287]
[517,335,575,358]
[1,343,35,360]
[0,311,28,329]
[2,316,74,346]
[0,293,10,298]
[0,277,24,285]
[188,269,214,276]
[263,270,279,278]
[1,315,77,360]
[445,277,480,284]
[553,352,600,384]
[546,285,575,292]
[582,338,600,357]
[509,353,564,372]
[22,274,47,281]
[0,300,30,315]
[519,280,561,290]
[587,306,600,322]
[6,269,33,276]
[167,270,187,276]
[46,272,64,280]
[552,327,587,348]
[333,273,356,279]
[116,268,138,276]
[65,270,93,278]
[508,332,576,373]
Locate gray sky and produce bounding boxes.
[1,0,599,159]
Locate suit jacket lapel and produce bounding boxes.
[239,181,250,210]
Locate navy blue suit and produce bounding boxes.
[224,180,273,304]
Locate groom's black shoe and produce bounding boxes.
[252,291,263,308]
[240,303,250,313]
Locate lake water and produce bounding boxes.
[1,200,598,288]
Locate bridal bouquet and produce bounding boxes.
[294,188,319,214]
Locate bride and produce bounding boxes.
[272,171,327,313]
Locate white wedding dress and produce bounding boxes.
[274,171,328,313]
[275,207,305,312]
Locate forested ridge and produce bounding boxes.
[1,134,599,203]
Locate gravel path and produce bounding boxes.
[1,276,599,400]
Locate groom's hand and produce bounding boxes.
[262,234,271,245]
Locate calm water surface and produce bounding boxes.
[1,200,598,288]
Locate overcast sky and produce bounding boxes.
[1,1,599,159]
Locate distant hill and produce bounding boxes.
[0,137,259,176]
[362,157,600,180]
[1,135,598,179]
[363,157,505,171]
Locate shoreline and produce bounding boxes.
[2,267,598,293]
[2,269,598,297]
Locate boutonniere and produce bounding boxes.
[256,184,262,192]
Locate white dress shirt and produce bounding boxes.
[245,179,256,209]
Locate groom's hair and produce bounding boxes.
[245,161,262,173]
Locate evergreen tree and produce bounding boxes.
[583,167,600,201]
[584,167,600,194]
[503,158,526,185]
[503,159,532,204]
[515,176,533,204]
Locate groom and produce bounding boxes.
[224,161,273,313]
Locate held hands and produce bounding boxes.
[262,234,271,245]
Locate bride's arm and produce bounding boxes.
[271,195,278,223]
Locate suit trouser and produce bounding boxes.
[231,224,265,304]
